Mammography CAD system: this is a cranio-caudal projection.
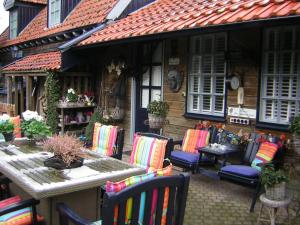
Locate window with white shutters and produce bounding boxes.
[9,10,18,39]
[49,0,61,27]
[187,33,226,117]
[260,26,300,125]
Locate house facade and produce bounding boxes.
[0,0,300,150]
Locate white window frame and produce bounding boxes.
[9,10,18,39]
[48,0,61,27]
[260,26,300,125]
[187,33,227,117]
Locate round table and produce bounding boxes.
[257,193,292,225]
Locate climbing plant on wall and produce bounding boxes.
[45,72,60,133]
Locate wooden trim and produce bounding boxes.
[6,76,12,104]
[4,71,48,76]
[63,72,93,77]
[26,76,33,110]
[20,76,24,113]
[13,77,19,114]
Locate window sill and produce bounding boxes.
[184,112,226,122]
[255,122,289,132]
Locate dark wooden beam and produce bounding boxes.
[6,76,12,104]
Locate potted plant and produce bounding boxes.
[147,100,169,129]
[289,116,300,154]
[0,114,15,142]
[21,110,52,143]
[261,164,288,200]
[66,88,78,106]
[43,135,84,170]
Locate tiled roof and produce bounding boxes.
[80,0,300,46]
[18,0,47,5]
[2,51,61,72]
[0,28,9,44]
[0,0,118,48]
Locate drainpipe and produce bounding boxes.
[59,0,133,52]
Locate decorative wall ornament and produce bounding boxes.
[167,70,183,92]
[106,59,127,76]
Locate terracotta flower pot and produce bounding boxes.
[148,114,166,129]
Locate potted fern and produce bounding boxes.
[147,100,169,129]
[261,164,288,200]
[289,116,300,154]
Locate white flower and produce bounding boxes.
[67,88,75,94]
[22,110,43,121]
[0,114,10,122]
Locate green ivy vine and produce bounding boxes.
[45,72,60,133]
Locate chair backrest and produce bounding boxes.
[102,173,190,225]
[208,126,218,144]
[113,128,125,160]
[131,132,173,169]
[243,133,266,164]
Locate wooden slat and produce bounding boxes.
[117,201,126,225]
[6,76,12,104]
[131,194,141,225]
[143,190,153,225]
[154,187,165,225]
[26,76,33,110]
[166,186,176,225]
[77,76,81,93]
[20,76,24,113]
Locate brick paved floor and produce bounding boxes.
[122,153,300,225]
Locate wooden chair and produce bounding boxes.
[56,173,190,225]
[92,123,125,160]
[0,176,42,224]
[170,126,218,173]
[218,133,285,212]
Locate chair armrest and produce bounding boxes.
[0,198,39,216]
[56,203,91,225]
[173,140,183,146]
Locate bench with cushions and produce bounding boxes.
[218,133,285,212]
[170,125,218,173]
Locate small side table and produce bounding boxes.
[257,194,292,225]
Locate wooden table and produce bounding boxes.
[0,141,145,224]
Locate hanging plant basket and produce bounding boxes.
[148,114,166,129]
[265,182,286,200]
[3,133,14,142]
[44,155,84,170]
[110,107,125,121]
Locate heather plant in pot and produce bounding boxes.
[147,100,169,129]
[43,135,84,170]
[0,114,15,142]
[261,164,288,200]
[289,116,300,154]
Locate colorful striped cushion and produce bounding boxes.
[251,142,278,171]
[0,196,21,209]
[105,165,173,225]
[130,134,168,171]
[182,129,210,153]
[92,123,118,156]
[0,206,43,225]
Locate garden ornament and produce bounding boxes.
[167,70,183,92]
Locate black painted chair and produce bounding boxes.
[218,133,285,212]
[170,126,218,173]
[0,177,42,224]
[111,128,125,160]
[56,173,190,225]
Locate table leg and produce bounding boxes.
[196,152,203,173]
[269,208,276,225]
[256,204,263,225]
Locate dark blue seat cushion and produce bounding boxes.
[221,165,260,178]
[171,150,213,166]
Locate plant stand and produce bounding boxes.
[257,193,292,225]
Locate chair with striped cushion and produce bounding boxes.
[130,133,173,172]
[170,126,218,173]
[218,133,285,212]
[92,123,125,160]
[0,176,43,225]
[56,172,190,225]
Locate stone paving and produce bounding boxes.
[122,153,300,225]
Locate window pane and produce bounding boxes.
[202,56,212,74]
[142,67,150,86]
[152,43,162,63]
[151,66,162,86]
[151,90,161,101]
[191,76,200,93]
[215,96,224,113]
[202,76,211,93]
[281,52,292,74]
[141,89,149,108]
[192,95,199,110]
[266,53,275,74]
[191,56,201,74]
[215,54,225,74]
[280,101,289,121]
[215,76,224,94]
[202,95,211,112]
[281,77,291,97]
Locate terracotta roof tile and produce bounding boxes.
[0,28,9,44]
[0,0,118,48]
[80,0,300,46]
[2,51,61,72]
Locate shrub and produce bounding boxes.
[147,100,169,117]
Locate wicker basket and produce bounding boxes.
[265,182,286,200]
[148,114,166,129]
